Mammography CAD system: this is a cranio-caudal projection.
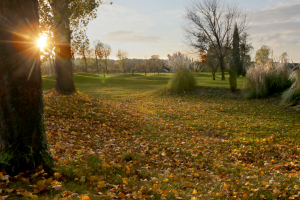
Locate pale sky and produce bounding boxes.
[86,0,300,62]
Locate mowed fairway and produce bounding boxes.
[42,73,300,200]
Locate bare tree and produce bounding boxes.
[117,49,129,74]
[184,0,248,80]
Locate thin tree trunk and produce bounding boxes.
[0,0,53,174]
[51,1,76,94]
[220,58,225,80]
[84,55,87,73]
[95,51,99,75]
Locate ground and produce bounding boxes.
[2,72,300,200]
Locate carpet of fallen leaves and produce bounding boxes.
[2,87,300,200]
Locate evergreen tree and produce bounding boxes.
[229,24,240,92]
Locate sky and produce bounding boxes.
[86,0,300,62]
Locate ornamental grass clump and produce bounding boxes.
[244,60,292,99]
[282,64,300,105]
[166,53,196,92]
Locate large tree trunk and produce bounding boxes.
[0,0,53,174]
[51,1,76,94]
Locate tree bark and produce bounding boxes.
[51,1,76,94]
[0,0,53,174]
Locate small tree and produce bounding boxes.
[150,55,160,74]
[255,45,271,64]
[103,44,112,75]
[117,49,129,74]
[74,31,90,72]
[206,52,220,80]
[240,32,253,76]
[94,40,104,75]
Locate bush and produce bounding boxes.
[244,62,292,99]
[282,65,300,105]
[229,70,237,92]
[166,52,197,92]
[167,68,196,91]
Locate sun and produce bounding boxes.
[37,36,47,49]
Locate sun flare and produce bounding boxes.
[37,36,47,49]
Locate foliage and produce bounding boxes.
[230,24,241,75]
[255,45,272,64]
[244,60,292,99]
[282,64,300,105]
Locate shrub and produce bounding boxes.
[167,68,196,91]
[282,65,300,105]
[229,70,237,92]
[244,61,292,99]
[166,52,196,92]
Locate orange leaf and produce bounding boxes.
[81,195,90,200]
[119,192,126,198]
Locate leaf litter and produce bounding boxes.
[1,88,300,199]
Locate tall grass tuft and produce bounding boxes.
[244,60,292,99]
[166,53,196,92]
[282,64,300,105]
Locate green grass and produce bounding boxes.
[33,72,300,199]
[43,72,246,99]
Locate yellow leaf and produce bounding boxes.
[37,180,45,186]
[5,189,14,193]
[30,195,38,199]
[273,188,280,194]
[192,189,197,194]
[97,181,106,188]
[21,191,31,197]
[54,172,62,179]
[262,181,268,186]
[89,176,97,182]
[45,177,53,185]
[163,179,169,182]
[123,178,128,185]
[172,189,178,194]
